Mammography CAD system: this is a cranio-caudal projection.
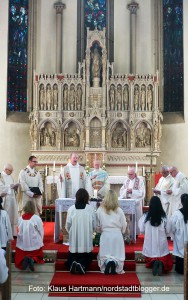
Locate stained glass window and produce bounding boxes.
[84,0,106,33]
[163,0,183,112]
[7,0,28,112]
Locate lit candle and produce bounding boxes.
[94,153,97,160]
[94,189,98,199]
[135,162,138,173]
[128,166,130,171]
[45,165,48,176]
[53,161,56,172]
[60,165,63,173]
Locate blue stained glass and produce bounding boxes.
[84,0,106,32]
[163,0,183,112]
[7,0,28,112]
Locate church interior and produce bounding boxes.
[0,0,187,299]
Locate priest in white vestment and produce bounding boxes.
[57,152,92,198]
[89,160,110,198]
[153,165,174,216]
[166,166,188,217]
[0,164,19,236]
[18,156,43,215]
[119,168,145,235]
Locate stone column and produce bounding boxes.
[54,2,66,74]
[127,1,139,74]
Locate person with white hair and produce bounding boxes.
[58,153,92,198]
[166,166,188,217]
[119,167,145,235]
[89,160,110,199]
[153,165,174,216]
[0,163,19,236]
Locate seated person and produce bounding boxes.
[170,193,188,274]
[97,190,127,274]
[65,188,96,274]
[89,160,110,199]
[15,200,44,271]
[139,196,173,276]
[0,197,13,250]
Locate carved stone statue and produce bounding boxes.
[53,84,58,110]
[39,84,45,110]
[141,85,146,111]
[147,85,153,111]
[117,86,122,110]
[123,85,129,110]
[50,130,56,146]
[30,120,38,149]
[69,85,75,111]
[109,86,115,110]
[64,124,80,147]
[63,85,68,110]
[92,48,101,78]
[112,123,127,148]
[46,85,52,110]
[76,85,82,110]
[40,122,57,147]
[136,123,147,148]
[134,86,139,110]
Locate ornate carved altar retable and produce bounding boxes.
[30,28,162,181]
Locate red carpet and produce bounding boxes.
[49,272,141,297]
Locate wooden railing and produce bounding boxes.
[0,241,11,300]
[184,242,188,300]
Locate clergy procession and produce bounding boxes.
[1,152,188,281]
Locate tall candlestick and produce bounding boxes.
[103,152,105,161]
[142,166,145,176]
[45,165,48,176]
[53,161,56,172]
[135,161,138,173]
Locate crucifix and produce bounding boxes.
[146,151,158,175]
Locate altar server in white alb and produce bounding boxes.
[97,190,127,274]
[166,166,188,217]
[65,188,96,274]
[139,196,173,276]
[89,159,110,199]
[153,165,174,215]
[18,156,43,215]
[119,167,145,234]
[15,200,44,272]
[170,193,188,274]
[0,197,13,250]
[0,164,19,236]
[58,152,92,198]
[0,248,8,284]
